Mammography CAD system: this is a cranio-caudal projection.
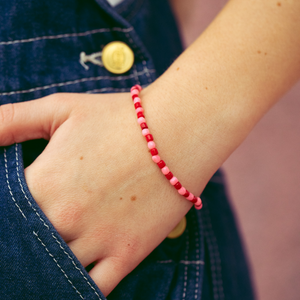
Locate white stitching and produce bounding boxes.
[142,60,153,83]
[0,27,133,46]
[85,85,148,94]
[125,32,144,61]
[180,260,204,265]
[197,210,205,300]
[4,146,86,298]
[0,69,155,96]
[132,64,141,86]
[203,205,225,300]
[13,144,102,300]
[86,87,129,94]
[51,233,102,299]
[15,145,49,230]
[3,148,27,220]
[156,260,173,264]
[156,260,204,265]
[182,229,189,300]
[192,212,200,299]
[33,231,85,299]
[125,32,134,47]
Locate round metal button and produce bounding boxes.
[167,216,187,239]
[102,41,134,74]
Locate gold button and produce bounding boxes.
[167,216,187,239]
[102,41,134,74]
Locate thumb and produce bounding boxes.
[0,95,71,146]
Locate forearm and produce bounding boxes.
[141,0,300,195]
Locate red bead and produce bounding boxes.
[132,94,139,100]
[145,134,153,142]
[135,84,142,91]
[174,182,182,190]
[183,191,190,197]
[140,122,148,130]
[137,112,145,118]
[191,196,198,204]
[134,102,142,109]
[195,203,203,210]
[157,160,166,169]
[165,172,173,180]
[150,148,158,156]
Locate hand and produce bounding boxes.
[0,92,192,296]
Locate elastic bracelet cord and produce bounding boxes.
[130,85,203,210]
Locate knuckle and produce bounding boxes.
[50,200,85,237]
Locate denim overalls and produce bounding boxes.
[0,0,255,299]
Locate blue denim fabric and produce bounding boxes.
[0,0,255,299]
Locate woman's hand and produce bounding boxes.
[2,0,299,295]
[0,92,192,296]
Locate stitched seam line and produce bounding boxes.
[132,64,141,86]
[86,87,129,94]
[51,233,102,299]
[142,60,152,83]
[4,149,27,220]
[33,231,84,299]
[14,144,102,300]
[157,260,204,265]
[125,32,144,61]
[85,85,148,94]
[192,211,200,299]
[182,229,189,300]
[198,210,205,300]
[0,69,155,96]
[203,205,225,300]
[4,146,85,298]
[0,27,133,46]
[15,145,49,230]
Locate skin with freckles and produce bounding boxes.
[0,0,300,296]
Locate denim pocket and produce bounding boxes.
[0,144,105,300]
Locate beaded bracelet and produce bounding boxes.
[130,85,203,210]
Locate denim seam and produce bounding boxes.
[142,60,152,83]
[0,69,155,96]
[86,87,130,93]
[115,0,135,14]
[132,64,141,86]
[0,27,133,46]
[51,233,102,299]
[13,144,102,300]
[86,86,149,94]
[125,32,144,61]
[15,146,50,230]
[192,212,200,299]
[115,0,144,21]
[33,231,85,299]
[203,205,225,300]
[198,211,205,300]
[182,229,190,300]
[157,260,204,265]
[4,146,87,299]
[3,148,27,220]
[123,0,145,22]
